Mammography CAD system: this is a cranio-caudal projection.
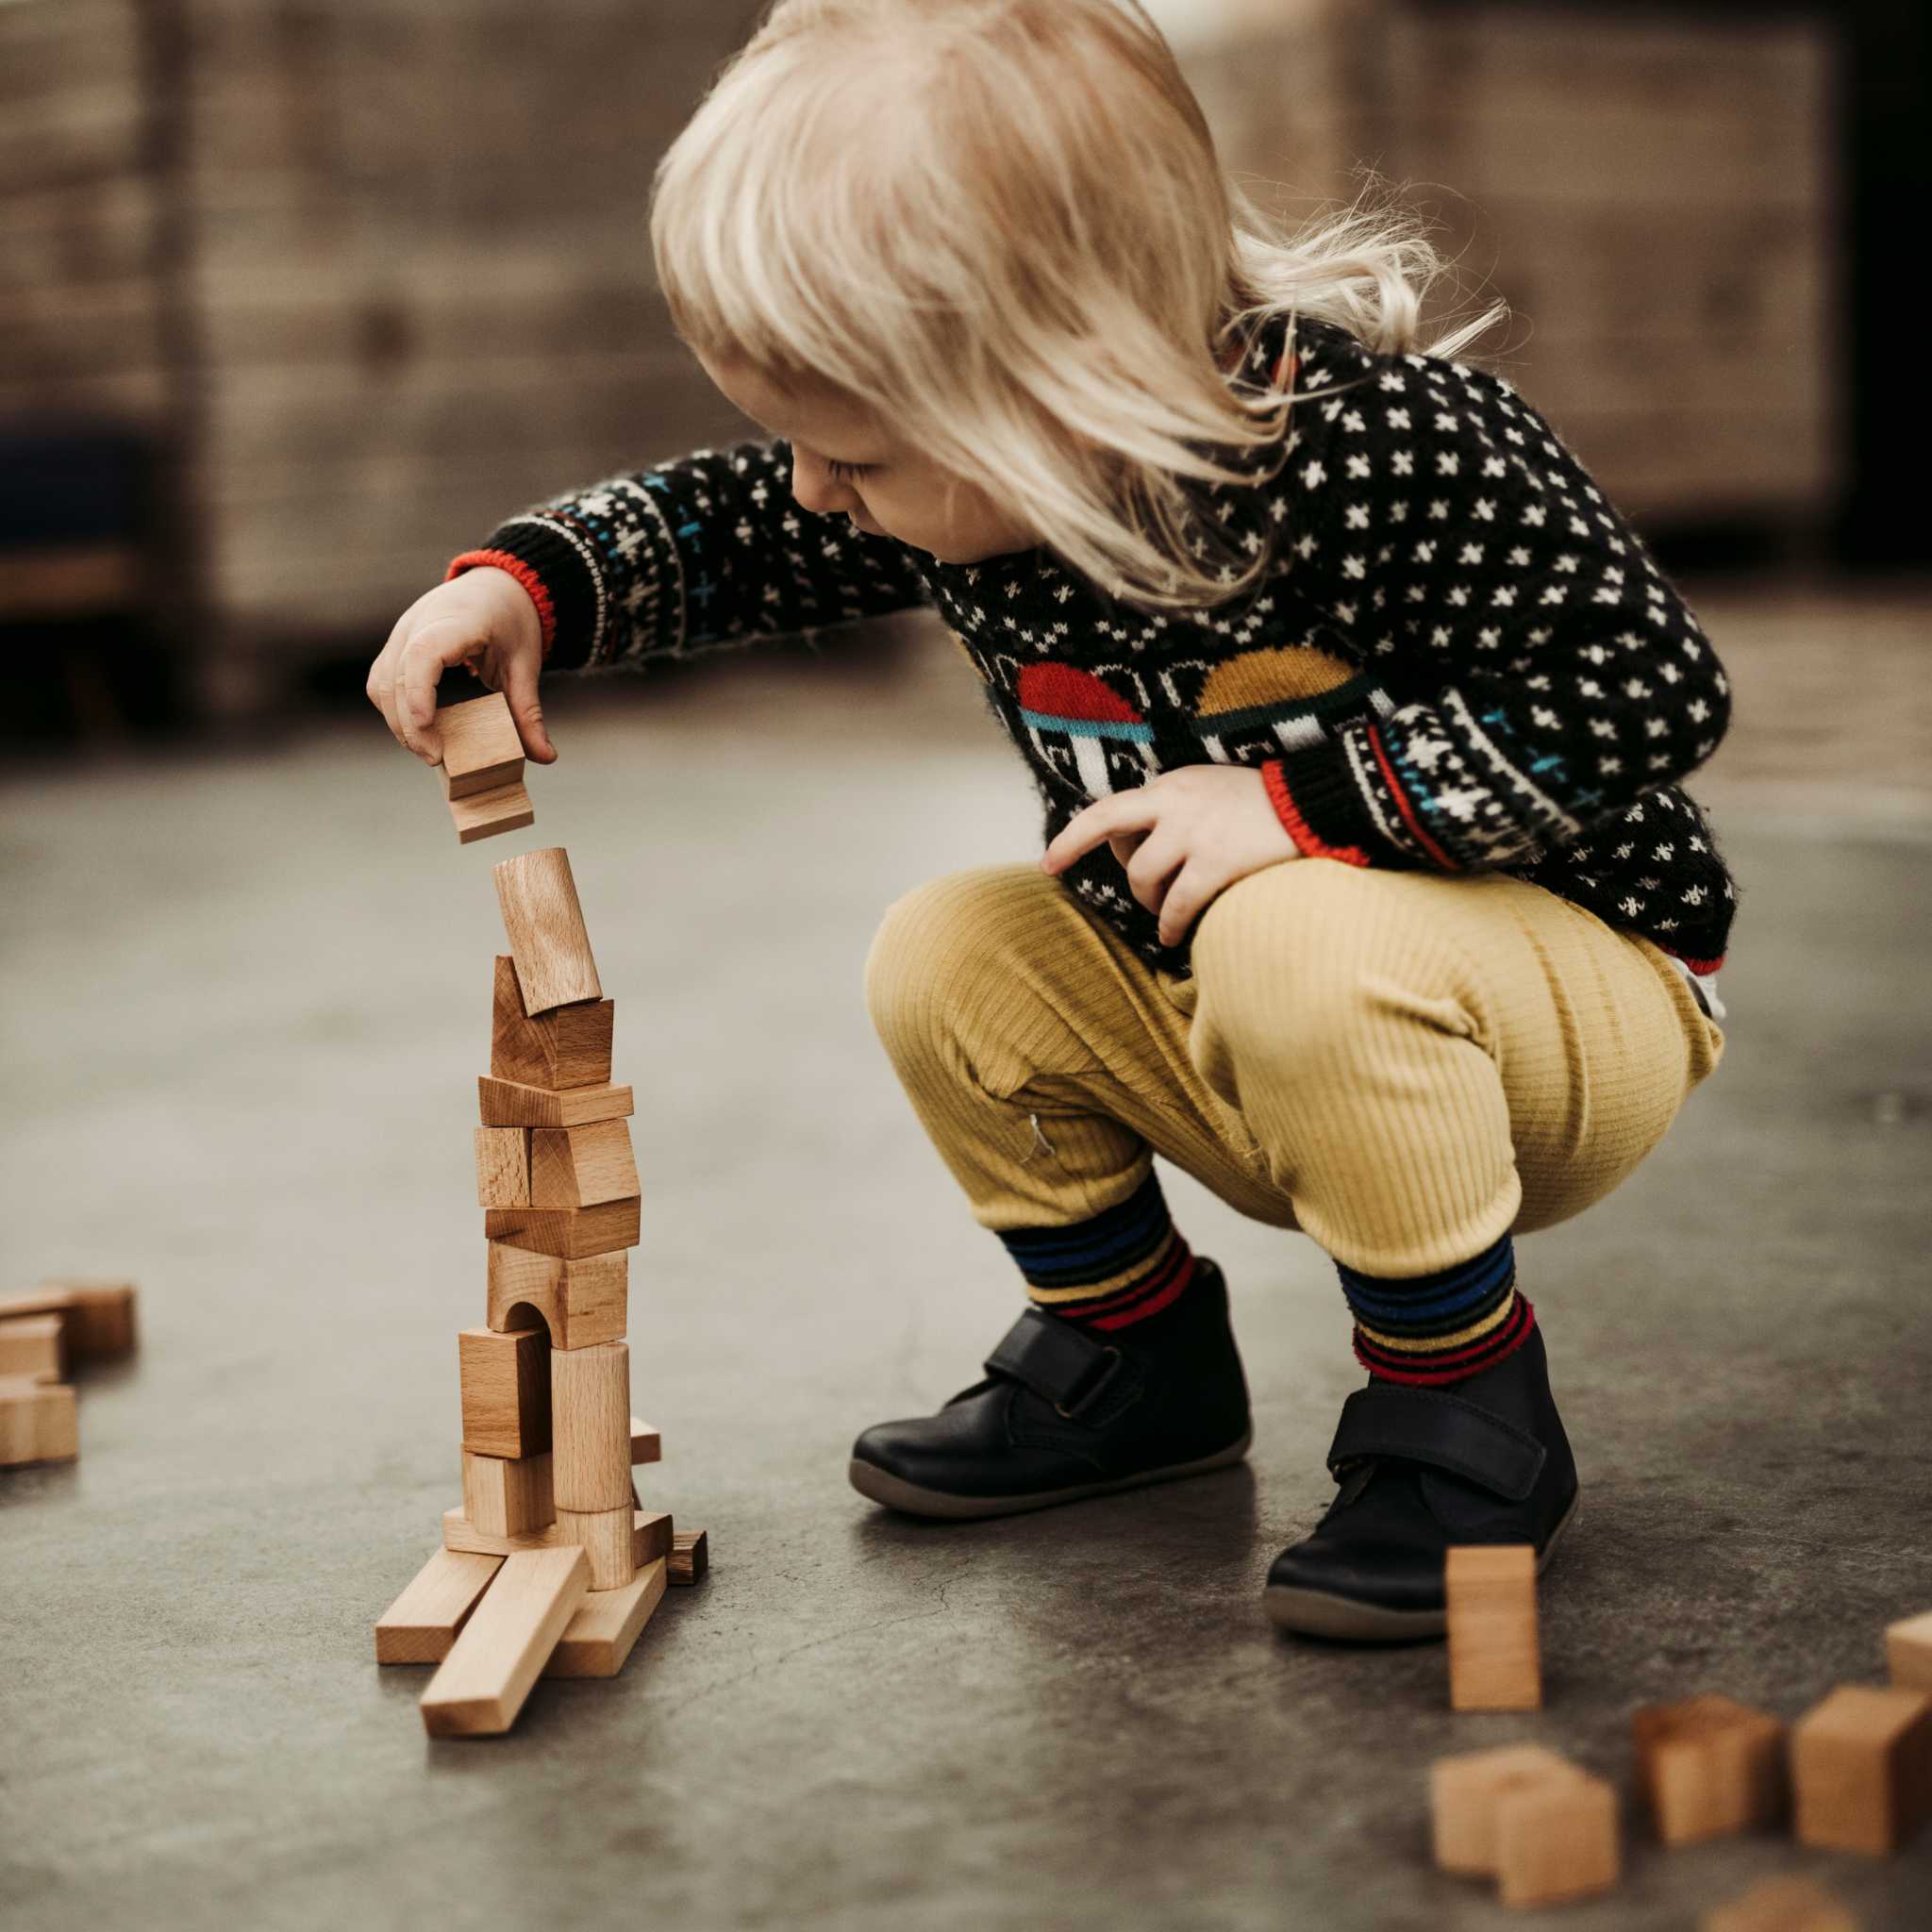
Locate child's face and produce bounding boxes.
[698,353,1037,564]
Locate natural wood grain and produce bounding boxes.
[419,1544,588,1738]
[1430,1744,1581,1876]
[1702,1874,1859,1932]
[543,1557,667,1678]
[474,1127,529,1208]
[492,847,601,1014]
[0,1313,67,1383]
[477,1076,633,1129]
[0,1376,78,1465]
[442,1504,671,1579]
[1445,1544,1540,1711]
[1495,1771,1620,1908]
[555,1505,636,1591]
[528,1119,639,1208]
[486,1244,626,1352]
[670,1527,708,1587]
[490,955,612,1091]
[633,1508,674,1569]
[1791,1684,1932,1855]
[3,1281,135,1358]
[461,1449,555,1537]
[435,691,523,799]
[443,1506,558,1558]
[552,1341,631,1511]
[375,1546,503,1664]
[1632,1693,1785,1844]
[629,1418,661,1466]
[1888,1609,1932,1695]
[458,1325,550,1458]
[483,1196,641,1260]
[448,779,534,845]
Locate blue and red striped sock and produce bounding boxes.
[1337,1232,1536,1386]
[997,1170,1197,1334]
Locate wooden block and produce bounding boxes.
[3,1281,135,1358]
[490,955,612,1091]
[474,1126,529,1208]
[1495,1771,1619,1908]
[477,1075,632,1130]
[492,846,601,1014]
[458,1325,550,1458]
[1791,1683,1932,1855]
[552,1341,631,1511]
[0,1376,78,1465]
[435,691,523,799]
[441,1504,669,1580]
[483,1196,641,1260]
[1702,1874,1860,1932]
[634,1508,674,1568]
[443,1506,558,1559]
[0,1313,67,1383]
[1888,1609,1932,1694]
[461,1449,555,1537]
[448,779,534,845]
[486,1244,626,1352]
[554,1504,636,1591]
[1431,1743,1581,1876]
[1446,1544,1541,1711]
[670,1527,708,1587]
[1633,1693,1785,1843]
[375,1546,503,1664]
[543,1558,667,1678]
[629,1417,661,1465]
[528,1119,638,1208]
[419,1543,588,1738]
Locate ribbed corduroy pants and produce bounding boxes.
[862,858,1724,1277]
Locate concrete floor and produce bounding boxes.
[3,593,1930,1930]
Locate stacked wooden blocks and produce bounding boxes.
[0,1281,138,1468]
[435,692,534,845]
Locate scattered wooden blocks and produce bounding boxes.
[458,1325,551,1458]
[1633,1692,1786,1843]
[1888,1609,1932,1694]
[461,1449,555,1537]
[670,1528,708,1586]
[1431,1743,1580,1877]
[552,1341,631,1511]
[448,781,534,846]
[528,1120,639,1209]
[1791,1683,1932,1854]
[1495,1770,1619,1908]
[555,1504,637,1591]
[0,1376,78,1466]
[1702,1875,1860,1932]
[1445,1544,1541,1711]
[544,1557,668,1679]
[493,847,601,1014]
[435,692,524,799]
[490,956,613,1091]
[486,1245,626,1353]
[629,1417,661,1465]
[474,1126,529,1208]
[483,1196,641,1260]
[2,1282,136,1359]
[477,1075,634,1130]
[0,1313,67,1383]
[420,1543,589,1738]
[375,1547,504,1664]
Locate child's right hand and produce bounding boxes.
[366,567,557,767]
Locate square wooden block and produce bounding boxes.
[670,1528,708,1587]
[1446,1544,1540,1711]
[1495,1770,1619,1908]
[1633,1692,1785,1843]
[461,1449,555,1537]
[0,1376,78,1465]
[458,1325,550,1458]
[529,1119,638,1209]
[1701,1874,1859,1932]
[486,1244,626,1353]
[490,955,613,1091]
[0,1313,67,1383]
[474,1126,529,1208]
[1431,1743,1580,1876]
[436,691,524,799]
[1888,1609,1932,1695]
[1791,1683,1932,1855]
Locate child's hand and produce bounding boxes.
[1041,765,1300,947]
[366,567,555,768]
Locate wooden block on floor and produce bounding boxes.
[555,1504,636,1591]
[477,1076,633,1130]
[461,1449,555,1537]
[1445,1545,1540,1711]
[484,1196,641,1260]
[1431,1743,1581,1876]
[629,1417,661,1466]
[1702,1874,1860,1932]
[0,1376,78,1466]
[1633,1692,1786,1843]
[544,1558,667,1678]
[458,1325,550,1458]
[4,1281,136,1358]
[493,847,601,1014]
[448,779,534,845]
[375,1546,504,1664]
[634,1508,674,1569]
[1791,1683,1932,1854]
[0,1313,67,1383]
[1888,1609,1932,1694]
[474,1127,529,1208]
[420,1543,588,1738]
[435,691,524,799]
[486,1244,626,1353]
[670,1527,708,1586]
[528,1119,639,1208]
[552,1341,631,1511]
[490,955,613,1091]
[1495,1770,1619,1908]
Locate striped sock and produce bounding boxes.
[1338,1232,1536,1387]
[997,1169,1198,1334]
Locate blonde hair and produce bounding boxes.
[651,0,1504,609]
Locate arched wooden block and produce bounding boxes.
[486,1244,626,1352]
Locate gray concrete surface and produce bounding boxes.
[3,612,1930,1931]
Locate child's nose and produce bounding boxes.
[791,451,853,517]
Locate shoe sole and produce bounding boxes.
[1261,1489,1582,1642]
[847,1427,1255,1522]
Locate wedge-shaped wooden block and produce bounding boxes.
[486,1244,626,1352]
[448,779,534,845]
[1888,1609,1932,1694]
[0,1314,67,1383]
[490,956,613,1091]
[493,847,601,1014]
[544,1558,668,1678]
[529,1119,639,1208]
[1431,1744,1582,1876]
[1495,1771,1619,1908]
[1633,1693,1785,1843]
[435,691,524,799]
[0,1376,78,1465]
[458,1325,550,1458]
[1446,1545,1540,1711]
[474,1127,529,1208]
[629,1418,661,1466]
[555,1505,636,1591]
[477,1075,633,1130]
[461,1449,555,1537]
[4,1282,136,1358]
[1702,1874,1860,1932]
[483,1196,641,1260]
[375,1546,504,1664]
[670,1527,708,1587]
[553,1341,631,1511]
[1791,1683,1932,1854]
[420,1543,588,1738]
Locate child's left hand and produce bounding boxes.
[1041,764,1301,947]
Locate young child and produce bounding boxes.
[367,0,1732,1641]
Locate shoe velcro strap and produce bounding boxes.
[986,1309,1120,1415]
[1326,1385,1545,1502]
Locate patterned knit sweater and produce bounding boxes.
[450,315,1736,983]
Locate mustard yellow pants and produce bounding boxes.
[862,858,1725,1277]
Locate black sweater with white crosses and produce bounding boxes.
[451,315,1736,977]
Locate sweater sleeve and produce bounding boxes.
[1257,335,1731,873]
[446,440,932,672]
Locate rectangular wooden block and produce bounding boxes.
[448,779,534,845]
[474,1127,529,1208]
[1633,1693,1785,1843]
[1431,1743,1580,1876]
[477,1075,633,1130]
[440,1505,669,1581]
[554,1504,636,1591]
[529,1119,639,1208]
[552,1341,631,1511]
[436,691,524,799]
[375,1546,504,1664]
[1446,1544,1541,1711]
[1791,1683,1932,1855]
[486,1244,626,1352]
[1888,1608,1932,1694]
[0,1313,67,1383]
[490,955,613,1091]
[1702,1874,1859,1932]
[483,1196,641,1260]
[443,1507,557,1558]
[634,1508,674,1569]
[629,1418,661,1466]
[0,1376,78,1465]
[1495,1771,1619,1908]
[458,1325,550,1458]
[461,1449,555,1537]
[3,1282,136,1358]
[419,1543,588,1738]
[670,1527,708,1587]
[543,1558,667,1678]
[493,846,601,1014]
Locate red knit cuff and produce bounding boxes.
[1260,759,1371,867]
[445,548,558,659]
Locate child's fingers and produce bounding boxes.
[1041,790,1162,873]
[1157,861,1218,949]
[1124,827,1187,914]
[501,658,558,765]
[396,623,485,763]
